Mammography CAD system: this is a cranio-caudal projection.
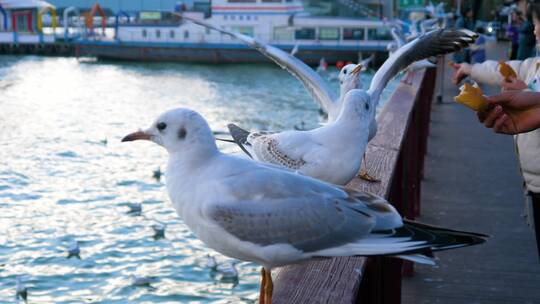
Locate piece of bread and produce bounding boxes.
[454,83,489,111]
[499,61,517,81]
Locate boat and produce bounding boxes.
[73,0,393,64]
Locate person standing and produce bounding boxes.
[507,11,521,60]
[518,10,537,60]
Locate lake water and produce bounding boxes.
[0,55,399,303]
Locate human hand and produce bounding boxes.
[500,77,528,91]
[477,91,540,134]
[451,62,472,85]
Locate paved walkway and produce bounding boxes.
[401,43,540,303]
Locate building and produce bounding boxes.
[0,0,57,43]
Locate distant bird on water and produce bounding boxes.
[151,222,166,239]
[205,254,218,271]
[122,107,488,304]
[152,167,162,181]
[67,241,81,259]
[130,275,154,287]
[16,277,27,302]
[125,202,142,215]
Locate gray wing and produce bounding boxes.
[208,184,401,253]
[176,14,337,113]
[209,196,373,253]
[367,28,477,107]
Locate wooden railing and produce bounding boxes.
[273,67,437,304]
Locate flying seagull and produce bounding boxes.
[122,108,487,304]
[218,28,477,185]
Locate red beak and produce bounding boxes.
[121,130,152,142]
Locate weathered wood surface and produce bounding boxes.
[273,69,432,304]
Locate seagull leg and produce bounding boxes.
[264,268,273,304]
[259,267,267,304]
[358,154,380,183]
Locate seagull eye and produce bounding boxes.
[343,69,348,75]
[157,122,167,131]
[364,103,370,111]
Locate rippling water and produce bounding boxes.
[0,55,399,303]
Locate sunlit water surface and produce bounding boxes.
[0,55,400,303]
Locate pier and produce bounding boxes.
[273,42,540,303]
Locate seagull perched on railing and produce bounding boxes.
[121,108,488,304]
[178,16,476,183]
[181,23,476,185]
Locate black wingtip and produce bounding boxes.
[403,220,489,251]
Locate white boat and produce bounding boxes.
[74,0,393,64]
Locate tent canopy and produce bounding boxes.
[0,0,54,9]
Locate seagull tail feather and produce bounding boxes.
[311,221,487,265]
[403,220,489,251]
[227,124,253,158]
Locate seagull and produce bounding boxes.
[205,254,218,271]
[16,277,27,302]
[152,167,162,181]
[125,202,142,215]
[151,222,166,239]
[130,275,154,287]
[179,15,476,181]
[122,107,487,304]
[222,29,477,184]
[316,57,328,74]
[67,241,81,259]
[228,89,374,185]
[215,261,239,286]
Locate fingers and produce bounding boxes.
[452,70,466,85]
[483,105,503,128]
[493,114,513,134]
[477,108,488,123]
[486,91,515,105]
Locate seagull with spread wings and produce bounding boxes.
[190,26,477,185]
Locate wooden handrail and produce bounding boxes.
[273,67,437,304]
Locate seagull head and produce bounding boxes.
[338,64,363,98]
[122,108,218,156]
[336,89,374,124]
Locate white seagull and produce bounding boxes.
[228,89,374,185]
[122,108,487,304]
[222,29,477,185]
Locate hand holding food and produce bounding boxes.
[454,82,489,112]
